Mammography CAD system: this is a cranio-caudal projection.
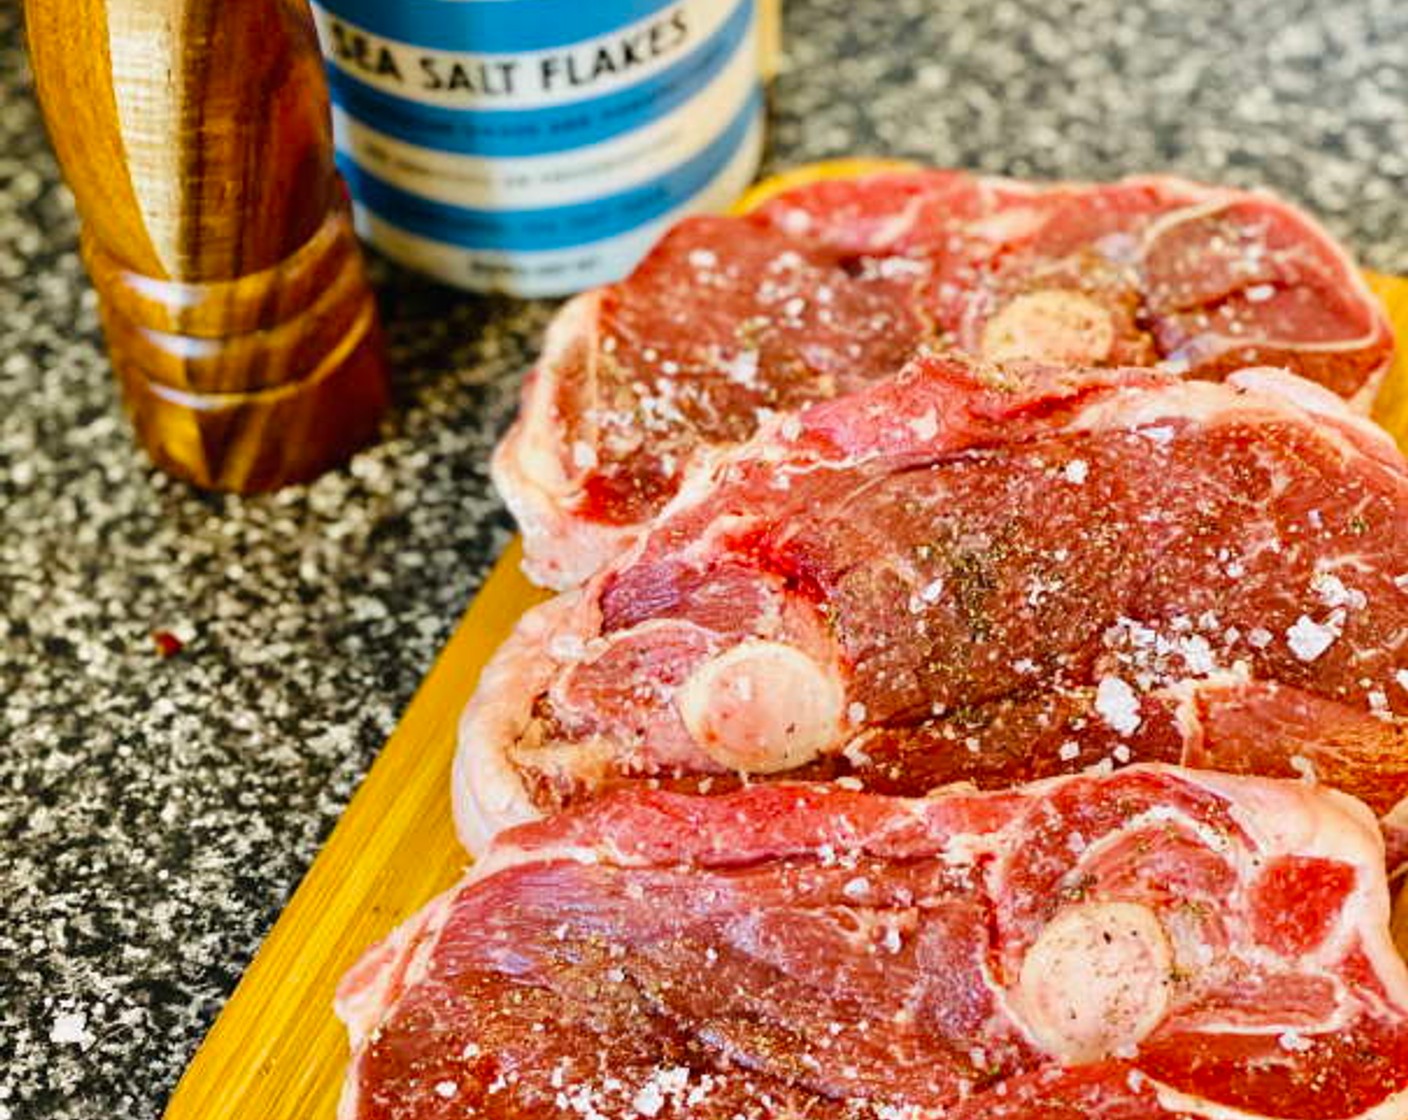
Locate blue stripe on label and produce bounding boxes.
[318,0,681,53]
[340,87,761,252]
[327,0,753,159]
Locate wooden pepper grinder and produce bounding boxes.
[24,0,390,492]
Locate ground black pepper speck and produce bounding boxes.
[0,0,1405,1117]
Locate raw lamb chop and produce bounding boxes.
[456,355,1408,855]
[339,768,1408,1120]
[497,168,1394,588]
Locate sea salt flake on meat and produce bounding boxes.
[908,409,939,441]
[1289,754,1318,782]
[1178,635,1216,675]
[1286,613,1342,662]
[1246,284,1277,303]
[1312,571,1367,610]
[843,876,872,900]
[548,634,587,663]
[1063,459,1089,484]
[722,349,760,387]
[1095,676,1142,735]
[434,1081,458,1099]
[872,256,927,279]
[571,441,598,470]
[688,248,718,270]
[1278,1030,1314,1053]
[1058,741,1081,762]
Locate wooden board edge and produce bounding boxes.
[1367,271,1408,431]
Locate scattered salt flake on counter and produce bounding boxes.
[1286,614,1340,662]
[51,1010,94,1048]
[1063,459,1089,484]
[1095,676,1142,735]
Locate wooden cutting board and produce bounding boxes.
[162,164,1408,1120]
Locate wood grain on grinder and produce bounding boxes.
[24,0,388,491]
[161,162,1408,1117]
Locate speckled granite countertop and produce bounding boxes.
[1,0,1405,1116]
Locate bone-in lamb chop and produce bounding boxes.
[340,768,1408,1120]
[459,355,1408,858]
[496,170,1394,588]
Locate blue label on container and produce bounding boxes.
[325,0,752,159]
[322,0,683,53]
[339,86,761,252]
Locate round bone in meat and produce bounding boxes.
[676,640,845,773]
[1013,901,1173,1063]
